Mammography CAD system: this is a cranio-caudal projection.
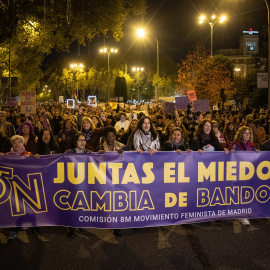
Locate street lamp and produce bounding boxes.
[199,14,226,57]
[70,63,84,101]
[99,47,118,101]
[132,66,144,102]
[234,67,241,77]
[136,29,159,101]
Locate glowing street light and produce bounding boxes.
[199,14,226,57]
[99,47,118,101]
[136,28,159,101]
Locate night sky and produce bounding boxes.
[46,0,268,69]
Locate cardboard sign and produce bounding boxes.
[175,96,189,109]
[187,90,197,101]
[163,102,175,114]
[20,91,36,114]
[66,99,75,109]
[59,96,64,103]
[88,96,97,106]
[193,99,209,112]
[109,102,118,110]
[6,97,17,107]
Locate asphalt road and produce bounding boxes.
[1,219,270,270]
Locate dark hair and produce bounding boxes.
[156,114,163,120]
[62,118,76,131]
[70,133,86,149]
[91,115,104,128]
[193,111,202,121]
[224,121,235,133]
[36,128,59,154]
[195,119,216,139]
[104,126,117,137]
[135,116,158,140]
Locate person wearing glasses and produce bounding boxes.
[65,133,90,237]
[65,133,91,154]
[232,126,259,226]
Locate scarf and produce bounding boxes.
[9,147,26,155]
[201,133,210,143]
[240,141,252,151]
[170,138,184,149]
[75,147,86,153]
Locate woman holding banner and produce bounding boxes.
[130,116,160,154]
[97,126,127,237]
[190,119,224,153]
[17,121,37,154]
[81,117,103,151]
[4,135,33,239]
[232,126,259,225]
[36,128,60,155]
[161,127,190,153]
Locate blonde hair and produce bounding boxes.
[234,126,254,143]
[11,135,25,145]
[82,117,96,131]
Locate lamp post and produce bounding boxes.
[234,67,241,77]
[199,15,226,57]
[132,67,144,102]
[70,63,84,101]
[137,29,159,101]
[100,47,118,101]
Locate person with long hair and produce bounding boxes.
[81,117,103,151]
[91,115,104,128]
[131,116,160,155]
[36,128,60,155]
[223,121,236,144]
[160,120,175,147]
[232,126,259,225]
[120,119,138,146]
[190,119,223,153]
[65,133,91,154]
[212,121,232,150]
[58,118,77,153]
[174,117,188,142]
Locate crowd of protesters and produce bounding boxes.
[1,100,270,238]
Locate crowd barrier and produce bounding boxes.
[0,151,270,229]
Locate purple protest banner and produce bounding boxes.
[193,99,210,112]
[175,96,189,109]
[0,152,270,229]
[163,102,175,114]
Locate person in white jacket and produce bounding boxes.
[114,112,130,132]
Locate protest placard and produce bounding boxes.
[20,91,36,114]
[163,102,175,114]
[193,99,210,112]
[187,90,197,101]
[175,96,189,109]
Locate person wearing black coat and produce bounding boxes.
[161,127,190,153]
[35,128,60,155]
[190,119,224,152]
